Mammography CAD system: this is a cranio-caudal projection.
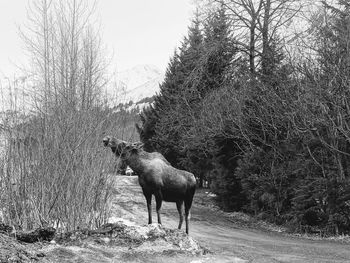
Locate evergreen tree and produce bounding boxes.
[179,15,204,77]
[180,5,239,187]
[137,51,181,152]
[138,15,204,166]
[200,5,236,96]
[258,37,288,88]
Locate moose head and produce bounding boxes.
[102,136,144,159]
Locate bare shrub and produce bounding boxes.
[0,0,119,232]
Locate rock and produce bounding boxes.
[0,222,13,234]
[38,220,205,261]
[36,252,46,257]
[146,223,166,238]
[100,237,111,244]
[15,227,56,243]
[163,229,202,254]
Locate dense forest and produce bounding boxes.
[138,0,350,235]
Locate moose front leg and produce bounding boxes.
[155,191,163,225]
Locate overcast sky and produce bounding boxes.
[0,0,195,77]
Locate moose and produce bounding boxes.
[102,136,196,234]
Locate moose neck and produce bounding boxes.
[123,150,148,175]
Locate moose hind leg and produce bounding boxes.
[184,193,194,234]
[143,190,152,224]
[184,205,190,234]
[176,201,184,229]
[155,192,163,225]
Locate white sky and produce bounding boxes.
[0,0,195,77]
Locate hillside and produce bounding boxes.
[105,64,163,140]
[105,64,164,108]
[0,64,163,114]
[0,65,163,143]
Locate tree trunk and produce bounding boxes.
[249,21,256,74]
[261,0,271,77]
[199,173,204,188]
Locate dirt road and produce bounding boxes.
[113,176,350,263]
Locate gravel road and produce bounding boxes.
[114,176,350,263]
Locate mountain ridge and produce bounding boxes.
[0,64,164,114]
[111,64,163,105]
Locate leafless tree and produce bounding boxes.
[203,0,311,74]
[0,0,114,231]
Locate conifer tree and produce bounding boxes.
[200,5,236,95]
[179,5,239,187]
[137,51,181,152]
[138,15,204,166]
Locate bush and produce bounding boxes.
[0,109,117,231]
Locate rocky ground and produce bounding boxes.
[0,176,215,263]
[0,222,207,263]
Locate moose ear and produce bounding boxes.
[125,142,141,153]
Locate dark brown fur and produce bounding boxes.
[103,136,196,234]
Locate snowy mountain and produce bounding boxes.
[0,64,164,116]
[105,64,164,108]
